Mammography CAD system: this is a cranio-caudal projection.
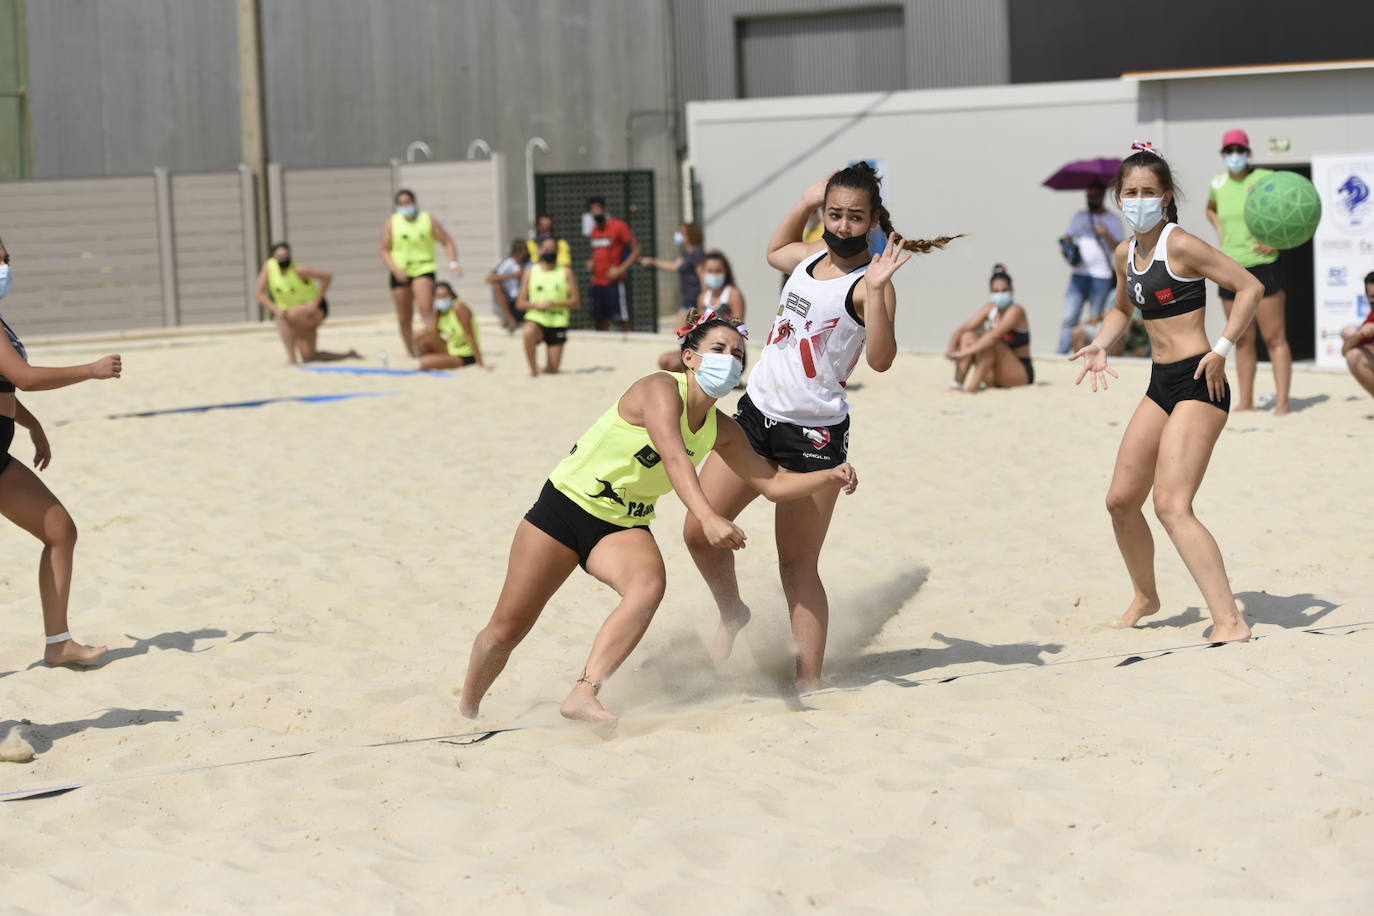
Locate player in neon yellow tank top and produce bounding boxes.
[460,311,858,725]
[379,189,461,357]
[415,281,487,371]
[518,236,582,376]
[253,242,361,365]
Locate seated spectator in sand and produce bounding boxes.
[945,264,1033,392]
[487,239,529,332]
[657,250,747,371]
[254,242,360,365]
[416,282,487,371]
[1340,270,1374,399]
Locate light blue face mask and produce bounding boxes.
[1121,197,1165,233]
[991,291,1013,308]
[693,351,742,397]
[435,297,454,312]
[703,273,726,290]
[673,230,684,247]
[397,204,417,219]
[1224,152,1249,173]
[0,263,10,299]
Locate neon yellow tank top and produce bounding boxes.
[389,211,437,278]
[437,308,480,358]
[524,262,571,329]
[549,372,718,526]
[266,259,319,309]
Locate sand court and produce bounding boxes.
[1,321,1371,911]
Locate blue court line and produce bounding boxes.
[108,391,395,420]
[298,366,450,378]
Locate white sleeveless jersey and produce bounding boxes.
[746,251,868,426]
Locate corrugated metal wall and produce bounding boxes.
[25,0,242,177]
[672,0,1008,120]
[736,8,907,98]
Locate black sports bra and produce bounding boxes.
[0,313,25,394]
[1126,224,1206,320]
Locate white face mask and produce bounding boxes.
[1121,197,1165,233]
[990,291,1012,308]
[692,351,743,397]
[0,263,10,299]
[673,230,684,247]
[435,297,454,312]
[703,273,726,290]
[1224,152,1249,173]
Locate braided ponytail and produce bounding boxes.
[825,163,965,256]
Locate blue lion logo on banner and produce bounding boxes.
[1339,174,1370,214]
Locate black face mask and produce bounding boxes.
[540,251,557,264]
[537,230,553,240]
[275,257,291,269]
[822,229,868,259]
[1087,199,1105,213]
[593,213,607,226]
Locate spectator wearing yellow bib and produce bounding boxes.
[254,242,360,365]
[518,235,581,377]
[379,188,460,356]
[416,281,487,372]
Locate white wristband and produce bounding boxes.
[1211,336,1234,359]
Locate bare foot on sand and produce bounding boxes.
[44,638,108,667]
[560,682,618,725]
[709,603,752,664]
[795,676,822,696]
[1113,596,1161,629]
[458,694,480,720]
[1208,618,1252,643]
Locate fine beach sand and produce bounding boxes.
[2,320,1371,913]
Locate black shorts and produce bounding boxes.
[450,354,476,367]
[1218,260,1283,300]
[733,392,849,473]
[524,480,649,570]
[589,284,629,324]
[0,415,13,477]
[526,322,567,347]
[1020,357,1035,384]
[389,271,437,290]
[1146,352,1230,414]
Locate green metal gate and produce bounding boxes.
[533,169,657,332]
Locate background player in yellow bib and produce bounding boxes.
[379,188,460,356]
[253,242,361,365]
[518,235,582,376]
[459,310,857,725]
[415,281,487,371]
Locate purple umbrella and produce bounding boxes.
[1043,158,1121,191]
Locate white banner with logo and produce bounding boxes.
[1312,153,1374,368]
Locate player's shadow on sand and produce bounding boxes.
[0,707,183,756]
[832,631,1065,689]
[1261,394,1328,413]
[26,628,271,670]
[1144,591,1340,632]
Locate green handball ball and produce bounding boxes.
[1244,171,1322,250]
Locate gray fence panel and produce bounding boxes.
[0,175,163,335]
[171,172,251,325]
[279,166,394,318]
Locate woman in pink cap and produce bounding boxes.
[1205,128,1293,415]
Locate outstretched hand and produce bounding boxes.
[865,233,913,289]
[1068,343,1117,392]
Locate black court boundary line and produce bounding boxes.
[3,621,1368,803]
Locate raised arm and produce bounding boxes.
[768,176,831,273]
[713,415,855,501]
[0,333,120,392]
[855,233,913,372]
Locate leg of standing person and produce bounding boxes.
[391,281,415,355]
[1254,286,1292,415]
[1058,274,1090,354]
[775,485,842,693]
[561,529,667,723]
[1105,398,1168,628]
[1221,291,1257,411]
[459,521,580,718]
[617,282,633,334]
[1151,402,1250,642]
[683,454,763,662]
[0,463,107,665]
[521,322,542,377]
[1346,346,1374,398]
[1087,276,1115,322]
[411,275,437,340]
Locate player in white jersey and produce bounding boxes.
[683,162,963,693]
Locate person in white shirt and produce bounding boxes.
[1058,182,1124,353]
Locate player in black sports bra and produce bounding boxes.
[0,245,124,667]
[1070,142,1263,645]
